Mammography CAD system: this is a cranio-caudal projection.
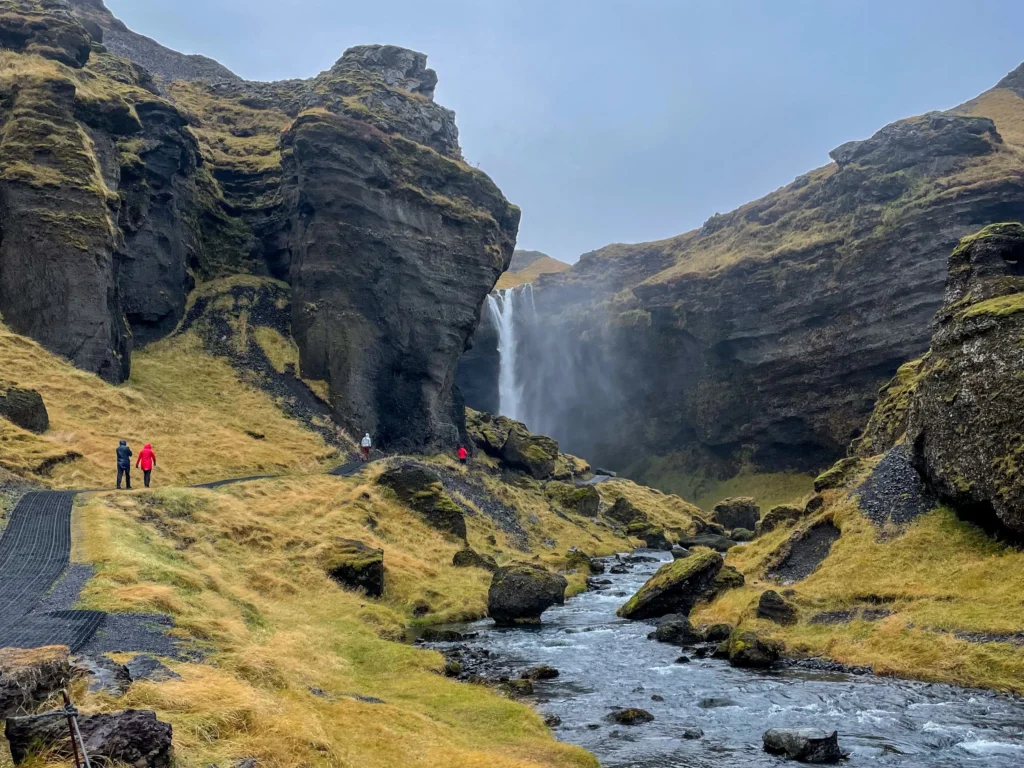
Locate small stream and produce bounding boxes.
[434,551,1024,767]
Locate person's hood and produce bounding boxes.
[119,440,126,446]
[143,444,152,450]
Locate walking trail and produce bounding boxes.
[0,459,370,651]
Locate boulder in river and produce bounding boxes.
[711,497,760,531]
[521,665,559,680]
[763,728,843,763]
[727,630,784,669]
[617,551,723,620]
[677,533,737,552]
[757,590,798,625]
[606,708,654,725]
[325,539,385,597]
[650,614,701,645]
[488,563,568,625]
[671,546,691,559]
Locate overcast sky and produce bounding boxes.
[108,0,1024,263]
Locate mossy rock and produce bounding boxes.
[605,497,648,527]
[727,630,784,669]
[711,497,760,531]
[488,563,567,625]
[0,385,48,433]
[325,539,384,597]
[700,564,744,603]
[501,424,558,479]
[756,504,804,536]
[545,482,599,517]
[756,590,798,625]
[377,465,466,540]
[617,551,723,620]
[565,548,595,573]
[813,457,862,493]
[452,548,497,572]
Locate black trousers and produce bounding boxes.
[117,467,131,489]
[143,469,152,488]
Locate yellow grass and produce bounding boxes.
[496,256,571,290]
[55,473,600,768]
[692,496,1024,691]
[0,321,335,489]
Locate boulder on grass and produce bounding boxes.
[757,504,804,535]
[488,564,567,625]
[700,565,745,602]
[565,548,595,573]
[452,548,498,571]
[501,424,559,479]
[5,709,172,768]
[757,590,798,625]
[546,483,600,517]
[813,457,862,493]
[728,630,784,669]
[0,385,48,433]
[711,497,760,531]
[763,728,843,763]
[617,551,723,620]
[377,465,466,540]
[731,528,755,542]
[605,497,648,526]
[0,646,71,719]
[326,539,384,597]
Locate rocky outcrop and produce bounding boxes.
[0,646,71,719]
[711,497,760,531]
[326,539,385,597]
[376,465,466,540]
[457,65,1024,487]
[757,504,804,535]
[757,590,798,625]
[487,563,567,625]
[452,548,498,571]
[727,630,783,669]
[903,223,1024,535]
[5,708,172,767]
[617,551,722,620]
[0,386,48,433]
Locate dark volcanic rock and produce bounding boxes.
[606,708,654,725]
[651,614,701,646]
[763,728,843,763]
[856,444,936,528]
[904,223,1024,536]
[757,590,798,625]
[677,533,737,553]
[617,551,722,620]
[521,665,559,681]
[326,539,385,597]
[605,497,649,526]
[73,654,131,696]
[712,497,760,531]
[0,2,92,67]
[0,386,48,433]
[701,564,745,602]
[6,708,172,767]
[125,655,179,682]
[757,504,805,535]
[452,548,498,571]
[546,482,599,516]
[488,563,567,625]
[768,521,841,583]
[377,465,466,540]
[0,646,71,719]
[502,424,559,479]
[813,457,862,492]
[282,110,518,453]
[728,631,784,669]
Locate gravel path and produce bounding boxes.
[857,445,936,528]
[767,521,841,584]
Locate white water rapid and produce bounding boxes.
[486,284,535,422]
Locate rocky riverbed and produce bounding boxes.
[425,552,1024,767]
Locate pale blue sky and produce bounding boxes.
[108,0,1024,262]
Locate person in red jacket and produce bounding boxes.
[457,445,468,465]
[136,443,157,488]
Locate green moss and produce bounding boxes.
[962,293,1024,318]
[617,551,720,617]
[852,356,928,457]
[813,457,863,492]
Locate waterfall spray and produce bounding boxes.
[487,284,534,421]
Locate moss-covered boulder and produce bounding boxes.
[701,564,745,603]
[502,423,559,479]
[325,539,384,597]
[677,532,737,553]
[711,497,760,531]
[0,385,48,433]
[452,548,498,571]
[813,457,862,492]
[565,548,595,573]
[851,357,927,458]
[617,551,723,620]
[756,504,804,536]
[756,590,798,625]
[651,614,701,645]
[605,497,649,527]
[545,482,600,517]
[727,630,784,669]
[466,409,514,456]
[904,223,1024,535]
[0,2,92,68]
[377,465,466,540]
[488,563,568,625]
[606,708,654,725]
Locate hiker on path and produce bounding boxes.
[116,439,133,490]
[360,432,372,461]
[457,446,468,465]
[136,443,157,488]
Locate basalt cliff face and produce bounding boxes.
[459,67,1024,491]
[0,1,517,450]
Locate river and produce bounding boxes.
[436,551,1024,767]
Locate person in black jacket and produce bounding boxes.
[116,439,133,490]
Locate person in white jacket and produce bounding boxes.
[360,432,372,461]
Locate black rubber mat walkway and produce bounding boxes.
[0,491,102,650]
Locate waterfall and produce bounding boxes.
[486,284,534,422]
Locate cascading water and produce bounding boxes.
[486,284,535,422]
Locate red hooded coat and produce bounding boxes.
[137,444,156,471]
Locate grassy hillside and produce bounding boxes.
[496,256,571,290]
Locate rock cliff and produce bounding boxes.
[0,1,517,449]
[459,66,1024,489]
